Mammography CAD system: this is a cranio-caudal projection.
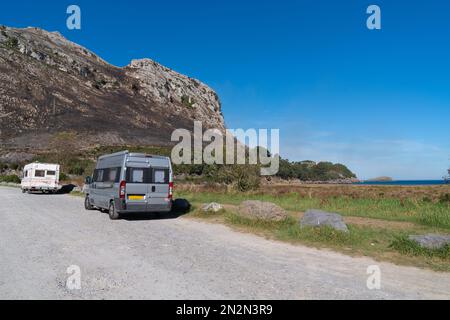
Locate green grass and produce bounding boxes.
[187,207,450,271]
[176,191,450,229]
[390,235,450,260]
[177,189,450,271]
[226,213,393,250]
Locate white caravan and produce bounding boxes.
[21,163,61,193]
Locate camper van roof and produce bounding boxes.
[24,162,59,168]
[98,150,168,160]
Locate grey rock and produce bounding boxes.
[202,202,223,213]
[300,209,349,232]
[238,200,288,221]
[408,234,450,250]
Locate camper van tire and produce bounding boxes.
[109,201,120,220]
[84,196,94,210]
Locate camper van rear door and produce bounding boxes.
[147,168,170,209]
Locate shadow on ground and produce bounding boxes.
[26,184,77,195]
[57,184,77,194]
[121,199,192,221]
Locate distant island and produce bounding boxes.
[366,177,394,182]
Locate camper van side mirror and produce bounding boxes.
[85,176,92,185]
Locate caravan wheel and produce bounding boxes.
[84,196,94,210]
[108,202,120,220]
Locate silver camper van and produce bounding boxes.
[84,151,173,220]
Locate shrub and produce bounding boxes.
[59,172,69,182]
[422,196,432,203]
[68,163,85,176]
[181,95,194,108]
[0,175,21,184]
[233,165,260,192]
[94,79,107,90]
[8,163,19,171]
[439,193,450,205]
[4,37,18,50]
[213,165,260,192]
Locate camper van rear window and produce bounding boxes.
[130,168,145,183]
[47,171,56,176]
[126,168,150,184]
[108,168,118,182]
[125,168,169,184]
[35,170,45,177]
[153,169,169,184]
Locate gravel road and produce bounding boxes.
[0,186,449,300]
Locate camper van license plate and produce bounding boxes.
[128,195,145,200]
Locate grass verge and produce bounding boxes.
[390,235,450,260]
[185,198,450,272]
[177,191,450,229]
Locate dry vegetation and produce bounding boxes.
[176,183,450,271]
[177,182,450,202]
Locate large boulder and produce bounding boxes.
[408,234,450,250]
[238,200,288,221]
[300,209,349,232]
[202,202,223,213]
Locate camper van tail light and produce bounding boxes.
[168,182,174,199]
[119,181,126,199]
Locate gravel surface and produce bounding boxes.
[0,186,449,300]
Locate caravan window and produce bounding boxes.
[47,171,56,176]
[153,169,169,184]
[126,168,151,184]
[93,168,121,183]
[93,169,104,182]
[104,168,121,183]
[35,170,45,177]
[127,168,145,183]
[25,171,28,178]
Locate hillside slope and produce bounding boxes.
[0,26,225,151]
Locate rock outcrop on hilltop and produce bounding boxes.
[0,26,225,151]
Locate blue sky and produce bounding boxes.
[1,0,449,179]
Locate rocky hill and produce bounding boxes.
[0,26,225,152]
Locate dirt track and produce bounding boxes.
[0,187,449,300]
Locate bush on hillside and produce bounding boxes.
[59,172,69,182]
[0,175,21,184]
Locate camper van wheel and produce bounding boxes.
[84,196,94,210]
[22,189,26,194]
[109,202,120,220]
